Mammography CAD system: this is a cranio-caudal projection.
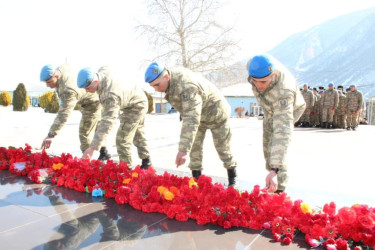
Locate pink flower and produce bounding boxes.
[263,222,271,229]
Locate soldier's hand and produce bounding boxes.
[175,151,188,168]
[41,136,53,149]
[265,171,278,193]
[82,147,95,160]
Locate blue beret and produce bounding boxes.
[319,90,324,94]
[350,84,356,88]
[248,55,274,78]
[328,82,334,87]
[40,64,55,81]
[77,67,94,88]
[145,62,164,83]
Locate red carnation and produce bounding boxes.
[273,233,281,242]
[282,236,292,245]
[338,207,356,224]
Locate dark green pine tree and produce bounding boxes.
[13,83,29,111]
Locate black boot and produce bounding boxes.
[321,122,326,128]
[140,158,152,169]
[328,123,333,129]
[98,147,111,161]
[192,170,201,180]
[227,168,238,187]
[305,122,310,127]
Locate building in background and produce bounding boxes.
[149,92,172,114]
[220,83,261,117]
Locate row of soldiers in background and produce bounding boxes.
[296,83,364,130]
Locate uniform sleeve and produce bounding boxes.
[334,91,339,108]
[90,95,120,150]
[269,91,295,167]
[358,93,363,111]
[178,87,202,152]
[49,90,78,135]
[310,92,315,107]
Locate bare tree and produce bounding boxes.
[137,0,238,75]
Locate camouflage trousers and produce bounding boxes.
[310,108,320,126]
[116,101,150,167]
[347,110,359,128]
[79,102,101,152]
[322,108,335,123]
[333,111,346,129]
[299,108,311,123]
[188,118,237,171]
[263,118,288,191]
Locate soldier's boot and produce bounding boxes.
[305,122,310,127]
[352,127,356,131]
[140,158,152,169]
[328,123,333,129]
[98,147,111,161]
[227,168,238,187]
[346,126,351,130]
[321,122,326,128]
[192,170,201,180]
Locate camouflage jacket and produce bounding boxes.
[49,65,99,136]
[337,95,347,113]
[322,89,339,108]
[249,69,306,167]
[90,66,147,150]
[165,67,230,152]
[313,93,321,112]
[346,90,363,111]
[301,89,315,109]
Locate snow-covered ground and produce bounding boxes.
[1,106,374,209]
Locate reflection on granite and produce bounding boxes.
[0,170,313,249]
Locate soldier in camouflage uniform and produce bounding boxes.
[247,55,306,193]
[346,84,363,130]
[321,83,339,129]
[317,90,324,125]
[39,64,110,160]
[77,66,151,168]
[299,84,314,127]
[310,88,321,127]
[144,62,238,186]
[333,90,347,129]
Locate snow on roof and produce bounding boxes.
[220,83,254,97]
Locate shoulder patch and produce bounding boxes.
[181,92,191,101]
[279,98,289,109]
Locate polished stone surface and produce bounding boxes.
[0,171,313,249]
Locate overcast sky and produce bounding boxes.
[1,0,375,92]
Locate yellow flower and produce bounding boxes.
[157,186,168,195]
[189,177,198,189]
[301,203,312,214]
[52,163,64,170]
[123,178,131,184]
[164,190,175,201]
[131,172,139,178]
